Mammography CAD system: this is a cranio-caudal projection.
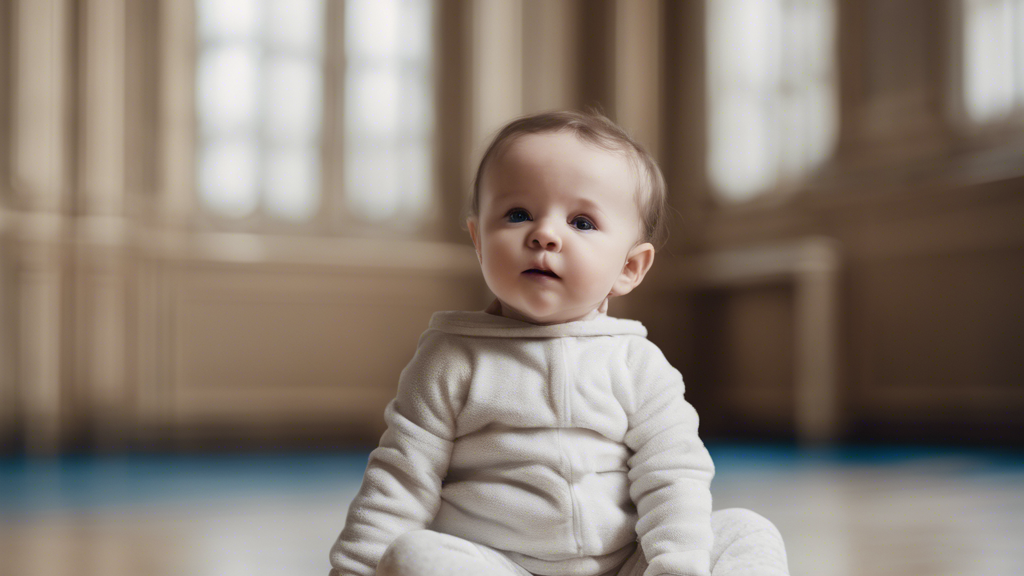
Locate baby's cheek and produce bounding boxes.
[486,248,514,273]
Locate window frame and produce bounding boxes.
[171,0,450,240]
[703,0,841,207]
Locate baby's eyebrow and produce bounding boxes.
[572,197,608,217]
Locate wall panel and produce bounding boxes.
[11,0,72,210]
[0,0,12,444]
[132,247,484,447]
[16,241,69,452]
[853,248,1023,416]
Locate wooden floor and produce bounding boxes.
[0,446,1021,576]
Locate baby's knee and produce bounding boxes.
[712,508,782,542]
[710,508,789,576]
[377,530,443,576]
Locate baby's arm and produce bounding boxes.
[623,340,715,576]
[329,332,465,576]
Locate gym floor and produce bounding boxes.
[1,445,1021,576]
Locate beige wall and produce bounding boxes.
[647,0,1023,445]
[1,0,1021,453]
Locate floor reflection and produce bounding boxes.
[1,446,1021,576]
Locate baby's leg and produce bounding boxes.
[709,508,789,576]
[613,508,789,576]
[376,530,532,576]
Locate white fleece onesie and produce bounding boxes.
[330,311,716,576]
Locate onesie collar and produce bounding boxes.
[428,310,647,338]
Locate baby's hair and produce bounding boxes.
[469,110,669,249]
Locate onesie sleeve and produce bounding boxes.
[623,338,715,576]
[328,330,466,576]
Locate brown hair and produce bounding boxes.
[469,110,669,249]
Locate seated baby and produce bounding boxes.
[329,111,789,576]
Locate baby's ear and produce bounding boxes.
[610,243,655,297]
[467,218,482,263]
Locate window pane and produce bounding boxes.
[709,94,777,201]
[345,67,402,137]
[805,0,835,75]
[266,0,324,53]
[708,0,781,88]
[343,0,434,223]
[196,45,261,135]
[805,82,838,168]
[196,0,325,221]
[264,56,323,143]
[400,68,435,137]
[197,0,262,40]
[706,0,836,201]
[398,0,433,59]
[1017,0,1024,101]
[399,142,431,216]
[345,0,401,59]
[778,92,806,177]
[963,0,1018,122]
[344,142,431,222]
[265,146,320,220]
[199,140,260,218]
[345,147,400,221]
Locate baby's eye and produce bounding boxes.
[507,208,531,223]
[571,216,596,231]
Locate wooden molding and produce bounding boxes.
[660,238,843,443]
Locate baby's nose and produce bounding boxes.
[529,227,562,251]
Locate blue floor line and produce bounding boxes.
[0,451,370,514]
[707,442,1024,470]
[1,444,1020,515]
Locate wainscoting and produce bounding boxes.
[1,226,487,452]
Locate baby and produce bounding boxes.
[329,111,789,576]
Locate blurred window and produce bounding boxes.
[961,0,1024,123]
[706,0,838,202]
[343,0,435,223]
[194,0,435,225]
[196,0,325,221]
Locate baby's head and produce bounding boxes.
[467,111,668,325]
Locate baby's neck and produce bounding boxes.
[484,299,605,325]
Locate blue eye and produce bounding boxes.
[507,209,530,223]
[572,216,595,231]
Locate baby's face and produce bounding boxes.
[468,131,652,325]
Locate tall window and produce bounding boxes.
[962,0,1024,123]
[343,0,435,223]
[706,0,838,202]
[196,0,325,220]
[194,0,435,226]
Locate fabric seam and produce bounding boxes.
[559,338,584,554]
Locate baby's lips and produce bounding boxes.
[523,268,560,279]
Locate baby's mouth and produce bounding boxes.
[523,268,560,279]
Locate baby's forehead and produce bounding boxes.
[498,130,627,162]
[488,132,638,186]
